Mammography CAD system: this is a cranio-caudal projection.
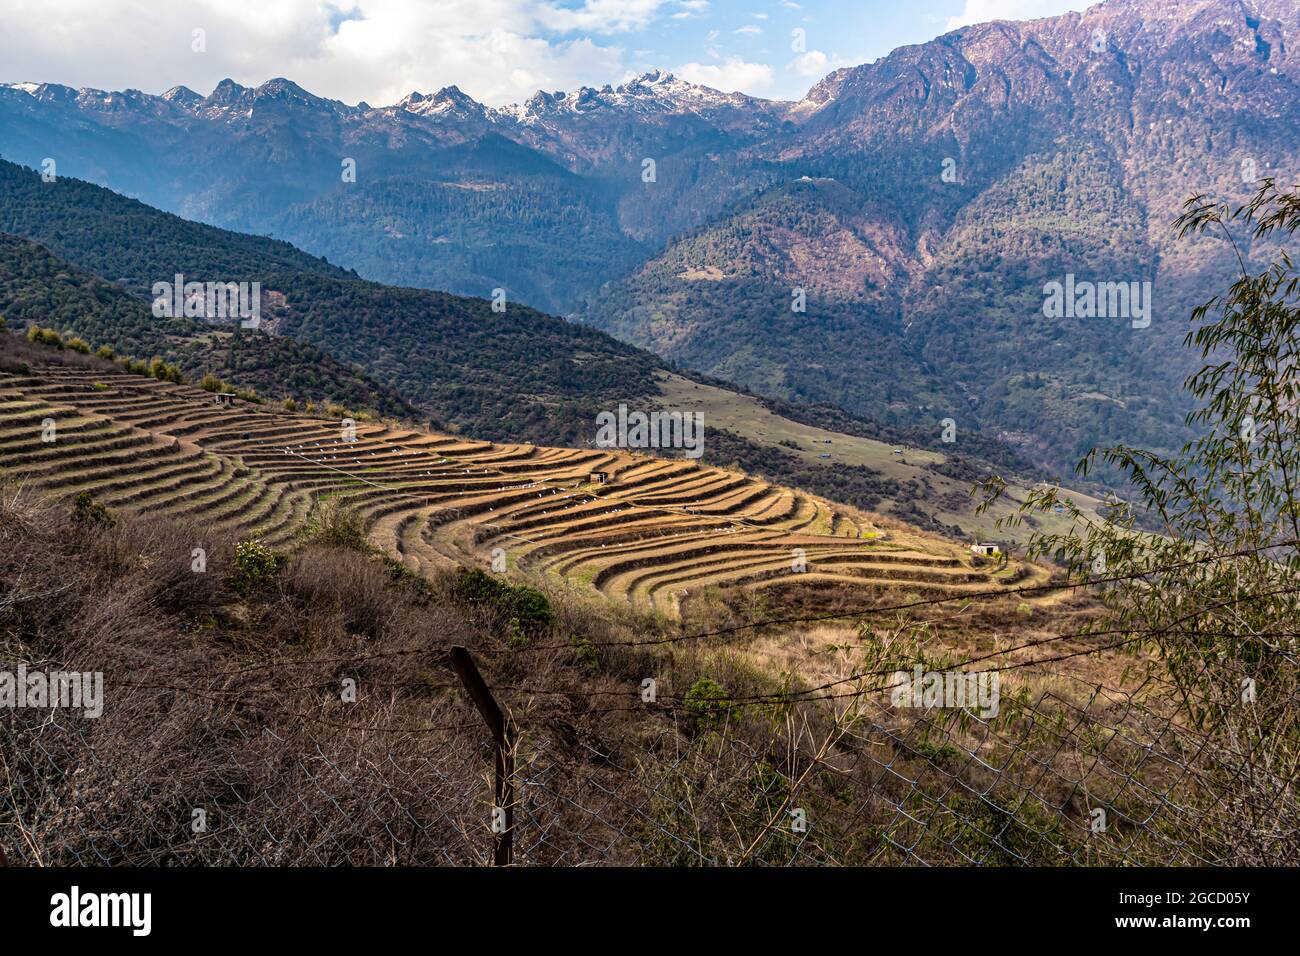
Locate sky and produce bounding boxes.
[0,0,1096,107]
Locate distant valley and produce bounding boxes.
[0,157,1053,539]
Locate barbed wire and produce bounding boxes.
[5,611,1293,866]
[4,409,1297,866]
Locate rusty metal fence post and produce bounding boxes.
[449,645,515,866]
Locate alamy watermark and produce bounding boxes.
[50,886,150,936]
[1042,274,1152,329]
[595,404,704,459]
[1,665,104,718]
[152,274,261,328]
[890,665,1000,719]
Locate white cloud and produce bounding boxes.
[786,49,849,79]
[537,0,667,34]
[734,25,762,36]
[946,0,1092,30]
[675,56,774,93]
[0,0,650,107]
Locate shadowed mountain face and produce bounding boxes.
[1,0,1296,475]
[0,232,420,421]
[0,159,1049,541]
[0,159,668,449]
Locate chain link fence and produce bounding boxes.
[4,639,1292,866]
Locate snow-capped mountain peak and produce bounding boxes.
[161,85,203,109]
[397,85,487,119]
[501,69,772,124]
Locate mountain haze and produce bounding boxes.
[1,0,1295,475]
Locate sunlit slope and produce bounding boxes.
[0,363,1046,613]
[659,372,1110,543]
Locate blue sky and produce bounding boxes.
[0,0,1096,106]
[546,0,1093,101]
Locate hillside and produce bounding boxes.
[1,437,1221,869]
[583,0,1296,475]
[0,331,1271,871]
[0,231,1081,541]
[656,373,1110,545]
[269,133,651,310]
[0,158,1066,538]
[0,230,1074,540]
[0,233,418,419]
[0,334,1044,614]
[583,178,942,423]
[0,157,666,447]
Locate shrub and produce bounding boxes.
[452,567,555,639]
[684,677,731,727]
[382,555,427,590]
[300,499,371,553]
[231,539,282,593]
[65,337,91,355]
[95,345,114,360]
[198,373,223,393]
[148,357,183,384]
[509,586,554,637]
[70,491,114,530]
[506,618,529,650]
[571,635,599,674]
[27,326,64,349]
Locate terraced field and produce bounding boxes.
[0,363,1043,613]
